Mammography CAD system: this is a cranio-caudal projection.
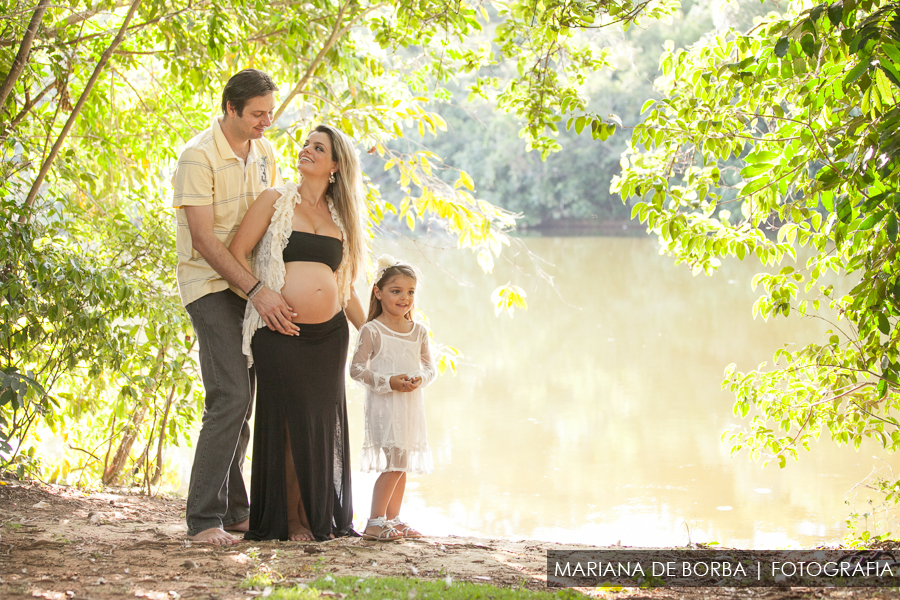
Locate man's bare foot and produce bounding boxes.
[289,523,315,542]
[187,527,240,545]
[224,519,249,533]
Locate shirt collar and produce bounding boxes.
[212,116,236,162]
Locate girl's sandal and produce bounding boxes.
[362,517,403,542]
[388,517,423,539]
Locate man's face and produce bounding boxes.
[226,93,276,140]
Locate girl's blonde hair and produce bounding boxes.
[367,258,418,323]
[313,124,365,285]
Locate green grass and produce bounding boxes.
[241,575,584,599]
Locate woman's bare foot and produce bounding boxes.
[224,519,249,533]
[187,527,240,545]
[288,518,315,541]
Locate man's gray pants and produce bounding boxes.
[185,289,254,536]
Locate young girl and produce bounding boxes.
[350,255,437,541]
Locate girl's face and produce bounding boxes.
[297,131,338,181]
[374,274,417,319]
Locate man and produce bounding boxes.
[172,69,299,545]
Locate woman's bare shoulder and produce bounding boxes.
[255,186,285,206]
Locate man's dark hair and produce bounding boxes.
[221,69,278,117]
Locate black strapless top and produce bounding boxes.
[283,231,342,272]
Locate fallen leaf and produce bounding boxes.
[32,502,50,509]
[134,591,169,600]
[31,591,65,600]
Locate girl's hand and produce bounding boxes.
[389,375,420,392]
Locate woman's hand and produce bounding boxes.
[389,375,422,392]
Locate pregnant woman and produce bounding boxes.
[230,124,366,541]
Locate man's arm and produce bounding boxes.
[184,205,258,293]
[185,203,299,335]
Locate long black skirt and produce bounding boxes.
[245,311,356,541]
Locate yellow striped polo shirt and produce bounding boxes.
[172,116,282,307]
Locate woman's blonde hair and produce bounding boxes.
[314,124,366,284]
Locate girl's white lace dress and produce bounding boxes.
[350,319,437,474]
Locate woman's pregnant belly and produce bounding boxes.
[281,262,341,324]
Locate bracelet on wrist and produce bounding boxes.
[247,281,263,299]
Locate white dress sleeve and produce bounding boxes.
[349,324,393,395]
[409,324,437,387]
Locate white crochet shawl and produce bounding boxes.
[241,181,352,365]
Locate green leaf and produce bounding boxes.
[741,163,773,178]
[888,213,898,242]
[858,209,887,230]
[746,150,779,163]
[845,59,870,85]
[810,3,827,22]
[800,34,816,57]
[827,1,843,27]
[774,36,790,57]
[741,177,769,196]
[879,314,891,335]
[574,116,586,135]
[837,198,854,223]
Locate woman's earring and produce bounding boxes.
[329,172,336,184]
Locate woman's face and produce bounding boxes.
[298,131,338,181]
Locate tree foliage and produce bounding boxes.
[614,0,900,487]
[0,0,671,487]
[367,0,773,229]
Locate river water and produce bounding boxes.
[338,234,900,548]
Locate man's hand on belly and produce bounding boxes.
[252,287,300,335]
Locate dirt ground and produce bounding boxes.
[2,480,900,600]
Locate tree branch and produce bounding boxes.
[21,0,143,219]
[45,5,192,48]
[1,80,53,138]
[273,0,353,121]
[0,0,51,113]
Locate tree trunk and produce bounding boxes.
[21,0,143,218]
[102,342,166,485]
[102,402,149,485]
[0,0,51,114]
